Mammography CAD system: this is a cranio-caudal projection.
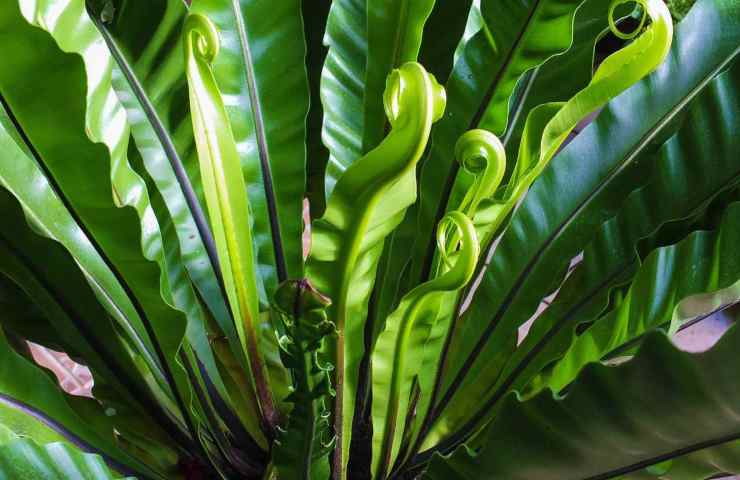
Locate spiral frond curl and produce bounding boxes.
[184,13,220,64]
[455,129,506,219]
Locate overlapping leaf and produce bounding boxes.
[467,60,740,434]
[0,0,196,436]
[190,0,308,295]
[419,0,740,455]
[184,12,277,433]
[425,302,740,479]
[306,62,446,479]
[546,205,740,393]
[408,0,589,294]
[0,328,165,478]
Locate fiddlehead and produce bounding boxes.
[608,0,648,40]
[371,211,479,478]
[454,130,506,220]
[184,14,220,65]
[440,129,506,261]
[306,62,445,479]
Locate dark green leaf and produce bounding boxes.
[425,299,740,479]
[424,0,740,454]
[477,60,740,430]
[0,0,196,442]
[320,0,367,198]
[0,425,132,479]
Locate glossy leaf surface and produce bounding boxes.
[426,289,740,478]
[184,13,275,429]
[319,0,367,198]
[486,61,740,424]
[424,0,740,453]
[0,426,130,480]
[0,0,194,434]
[307,62,445,479]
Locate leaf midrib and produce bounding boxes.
[581,429,740,480]
[230,0,288,283]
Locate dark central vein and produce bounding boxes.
[230,0,287,282]
[0,393,147,479]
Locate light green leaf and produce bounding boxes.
[184,13,277,430]
[371,211,479,478]
[307,62,446,479]
[190,0,308,294]
[408,0,591,294]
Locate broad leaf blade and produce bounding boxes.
[0,95,171,417]
[0,189,179,438]
[455,58,740,441]
[0,425,132,479]
[425,305,740,479]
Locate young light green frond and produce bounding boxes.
[481,0,675,249]
[453,130,506,221]
[307,61,446,479]
[371,211,479,478]
[183,13,276,430]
